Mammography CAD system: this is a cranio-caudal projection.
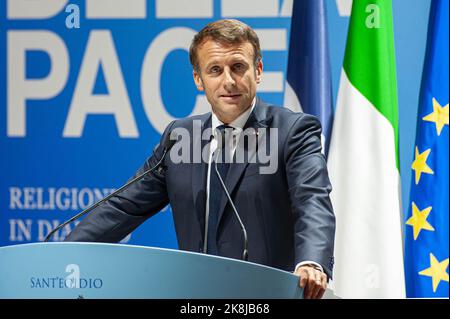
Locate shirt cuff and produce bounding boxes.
[294,261,324,273]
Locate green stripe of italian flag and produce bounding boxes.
[327,0,405,298]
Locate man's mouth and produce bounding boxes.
[220,94,242,100]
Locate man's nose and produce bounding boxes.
[222,68,236,89]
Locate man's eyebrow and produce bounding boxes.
[205,60,220,69]
[206,57,247,67]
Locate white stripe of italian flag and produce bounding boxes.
[327,0,406,298]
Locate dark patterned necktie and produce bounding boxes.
[207,125,233,255]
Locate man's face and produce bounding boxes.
[193,39,263,124]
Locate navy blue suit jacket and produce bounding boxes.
[65,98,335,277]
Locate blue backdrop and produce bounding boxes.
[0,0,431,247]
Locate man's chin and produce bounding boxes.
[213,104,246,122]
[215,100,240,111]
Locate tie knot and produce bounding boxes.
[216,124,233,132]
[215,125,234,145]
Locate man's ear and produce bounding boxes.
[193,70,204,91]
[256,59,263,84]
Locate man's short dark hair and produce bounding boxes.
[189,19,262,73]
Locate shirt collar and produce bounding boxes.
[211,97,256,133]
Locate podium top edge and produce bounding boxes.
[0,242,296,277]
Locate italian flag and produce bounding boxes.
[327,0,406,298]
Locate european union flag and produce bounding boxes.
[404,0,449,298]
[284,0,333,156]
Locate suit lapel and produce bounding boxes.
[191,114,212,235]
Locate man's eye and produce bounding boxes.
[236,63,244,69]
[210,66,221,73]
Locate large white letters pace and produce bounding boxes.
[64,31,138,138]
[7,31,69,137]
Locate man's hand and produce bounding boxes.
[294,265,327,299]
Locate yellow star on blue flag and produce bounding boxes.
[422,98,449,136]
[418,253,449,293]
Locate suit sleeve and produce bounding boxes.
[284,114,335,278]
[64,122,175,243]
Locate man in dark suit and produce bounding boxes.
[65,19,335,299]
